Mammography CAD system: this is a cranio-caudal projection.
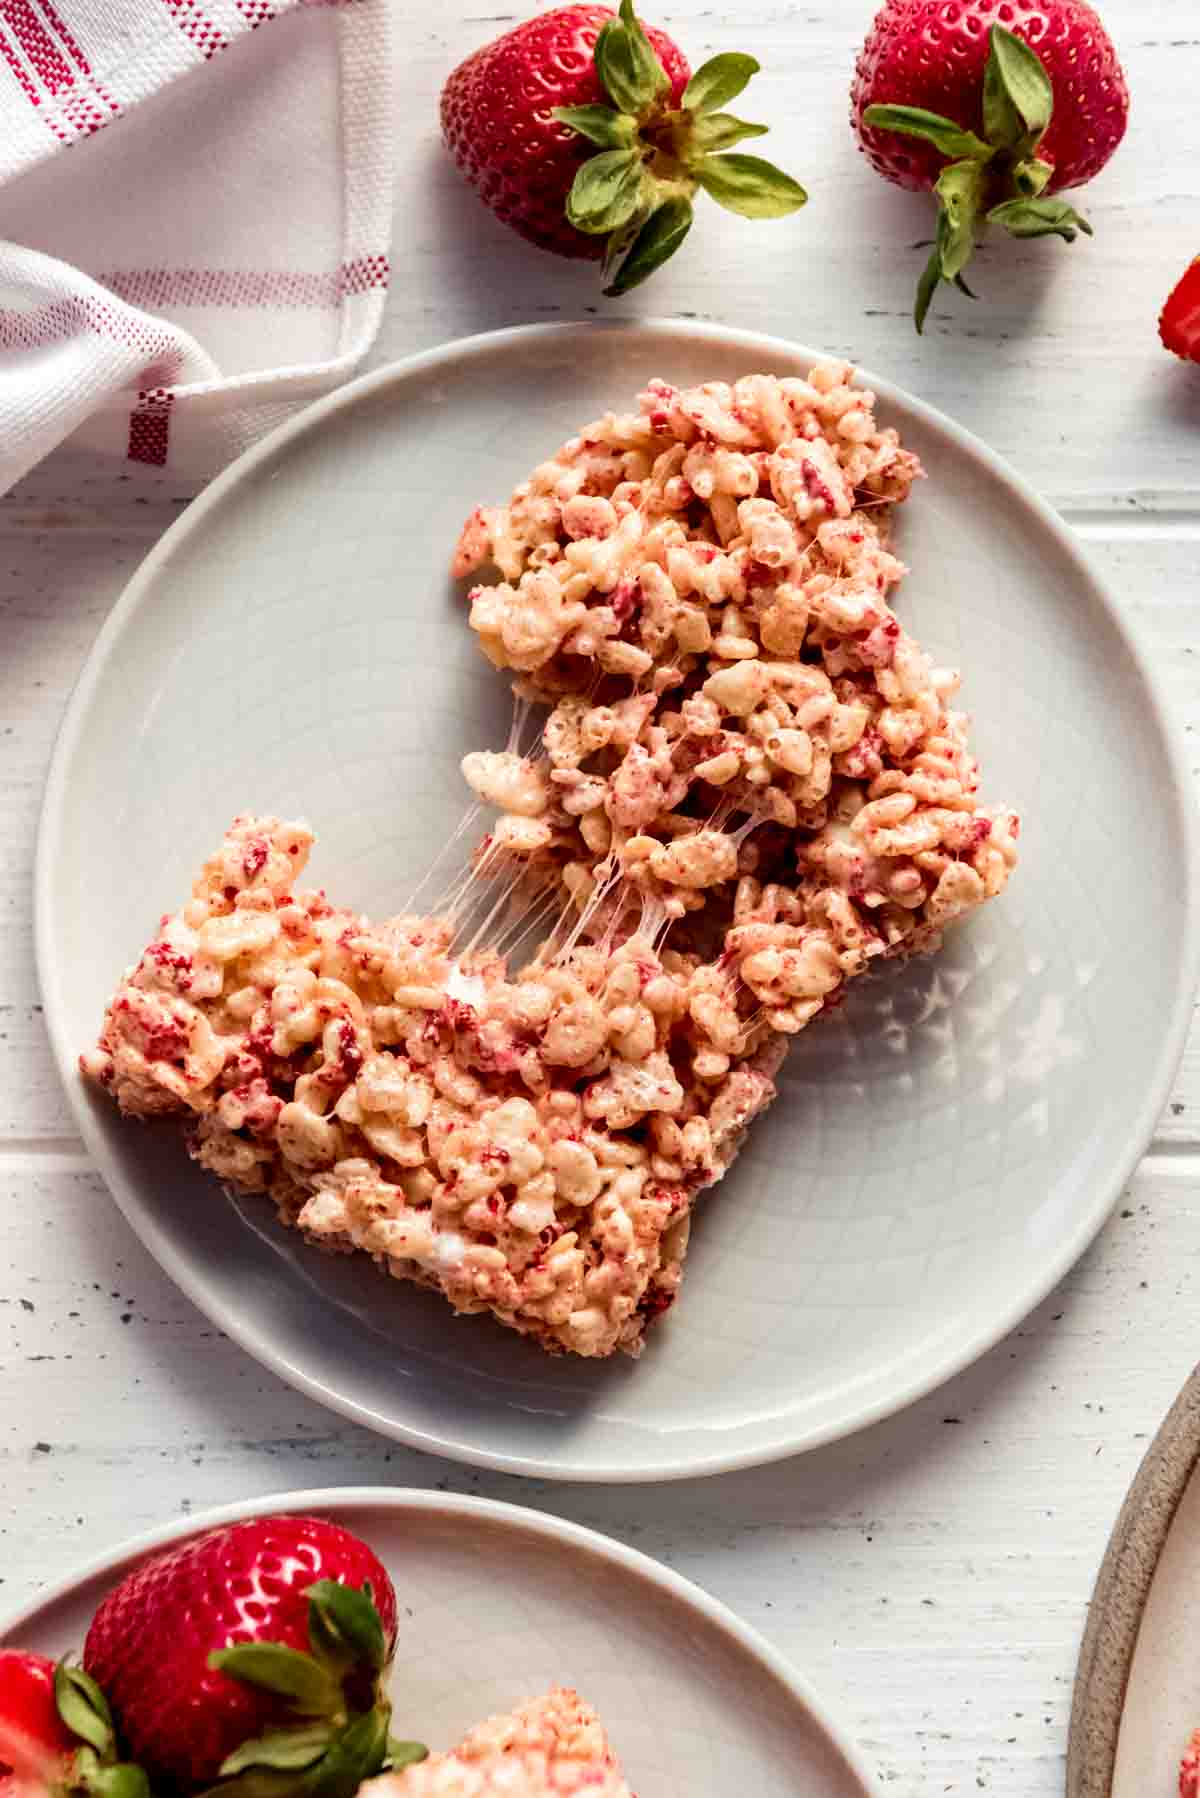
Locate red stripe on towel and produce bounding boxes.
[128,389,174,466]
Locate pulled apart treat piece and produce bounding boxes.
[83,815,783,1359]
[85,364,1020,1360]
[453,363,1018,1008]
[360,1688,632,1798]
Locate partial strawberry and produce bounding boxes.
[0,1652,148,1798]
[850,0,1129,329]
[1182,1726,1200,1798]
[441,0,807,294]
[1161,258,1200,363]
[1,1652,74,1796]
[82,1516,423,1796]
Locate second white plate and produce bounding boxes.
[37,319,1199,1480]
[0,1488,878,1798]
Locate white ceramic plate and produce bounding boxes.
[37,320,1199,1482]
[1069,1366,1200,1797]
[0,1488,877,1797]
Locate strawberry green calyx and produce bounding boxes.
[553,0,806,294]
[52,1664,152,1798]
[864,24,1094,331]
[200,1582,426,1798]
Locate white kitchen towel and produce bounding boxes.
[0,0,394,494]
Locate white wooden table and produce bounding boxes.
[3,2,1199,1791]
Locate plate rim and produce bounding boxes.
[0,1484,881,1797]
[35,316,1200,1482]
[1067,1364,1200,1797]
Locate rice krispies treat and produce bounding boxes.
[361,1689,632,1798]
[82,815,784,1359]
[455,365,1019,1023]
[84,365,1019,1361]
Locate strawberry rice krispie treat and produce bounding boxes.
[454,363,1018,1006]
[83,815,783,1357]
[84,364,1019,1359]
[361,1688,632,1798]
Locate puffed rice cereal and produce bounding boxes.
[84,815,782,1357]
[84,365,1020,1360]
[360,1688,632,1798]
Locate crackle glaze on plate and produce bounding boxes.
[1069,1367,1200,1798]
[36,320,1200,1481]
[0,1489,879,1798]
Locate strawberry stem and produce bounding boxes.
[865,23,1095,331]
[200,1582,426,1798]
[51,1665,151,1798]
[54,1668,117,1760]
[557,2,806,294]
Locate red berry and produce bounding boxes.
[439,3,807,294]
[441,5,689,260]
[1160,258,1200,364]
[851,0,1128,194]
[1183,1728,1200,1798]
[0,1653,75,1795]
[83,1517,397,1793]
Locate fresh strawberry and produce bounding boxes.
[441,0,807,294]
[850,0,1129,329]
[83,1516,424,1796]
[1183,1727,1200,1798]
[0,1652,148,1798]
[1180,1726,1200,1798]
[1160,258,1200,363]
[1,1654,78,1797]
